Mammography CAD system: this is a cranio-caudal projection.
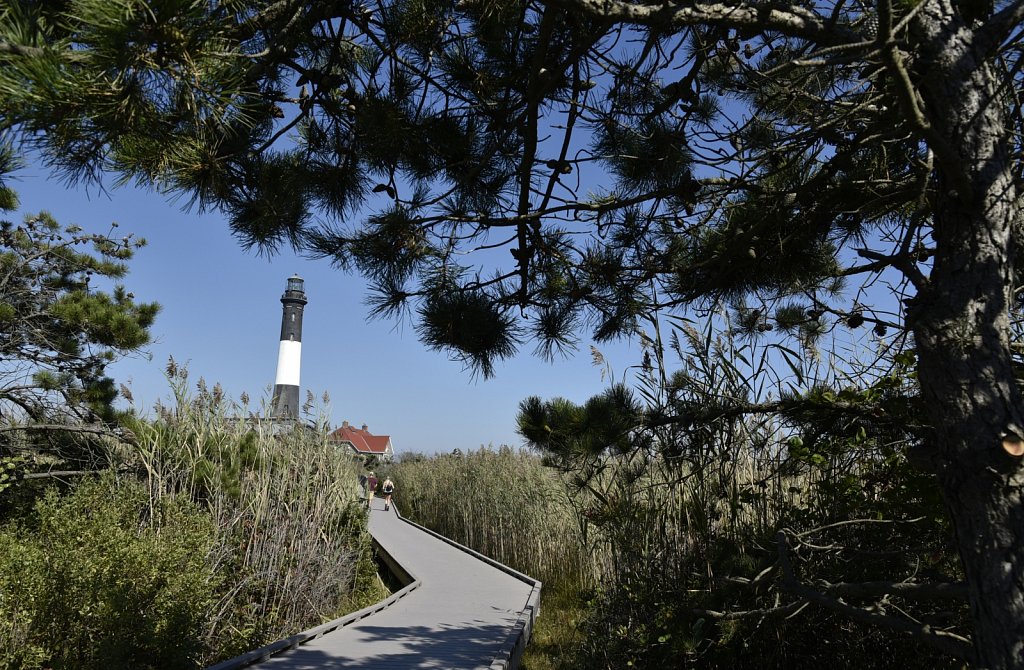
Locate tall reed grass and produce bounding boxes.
[389,446,593,591]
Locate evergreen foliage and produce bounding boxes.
[0,172,158,426]
[0,1,1019,371]
[0,163,157,492]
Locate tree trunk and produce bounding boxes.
[911,2,1024,667]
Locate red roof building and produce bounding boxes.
[329,421,394,462]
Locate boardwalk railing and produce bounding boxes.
[205,504,541,670]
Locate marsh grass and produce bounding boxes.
[520,587,586,670]
[394,316,962,668]
[382,442,820,668]
[389,447,593,590]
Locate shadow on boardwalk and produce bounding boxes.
[259,621,515,669]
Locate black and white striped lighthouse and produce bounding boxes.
[271,274,307,420]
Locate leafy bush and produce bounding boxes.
[0,475,218,669]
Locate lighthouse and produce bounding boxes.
[271,275,307,420]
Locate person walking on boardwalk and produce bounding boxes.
[366,472,378,509]
[382,477,395,511]
[358,473,367,502]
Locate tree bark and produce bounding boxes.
[911,1,1024,667]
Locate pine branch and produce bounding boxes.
[976,0,1024,59]
[851,247,929,288]
[0,41,46,58]
[877,7,974,203]
[541,0,854,45]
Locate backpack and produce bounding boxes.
[383,480,394,493]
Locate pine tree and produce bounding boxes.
[2,0,1024,664]
[0,145,158,429]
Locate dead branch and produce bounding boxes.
[0,423,136,445]
[815,579,968,602]
[693,599,809,621]
[20,469,104,481]
[776,531,975,662]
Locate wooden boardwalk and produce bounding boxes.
[209,497,540,670]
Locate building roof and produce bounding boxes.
[329,421,392,454]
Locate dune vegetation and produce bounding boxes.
[385,320,969,669]
[0,363,381,669]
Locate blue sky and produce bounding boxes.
[9,165,641,455]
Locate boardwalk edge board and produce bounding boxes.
[371,535,418,587]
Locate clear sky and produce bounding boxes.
[8,165,641,455]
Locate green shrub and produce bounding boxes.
[0,475,218,669]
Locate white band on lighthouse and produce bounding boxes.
[275,340,302,386]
